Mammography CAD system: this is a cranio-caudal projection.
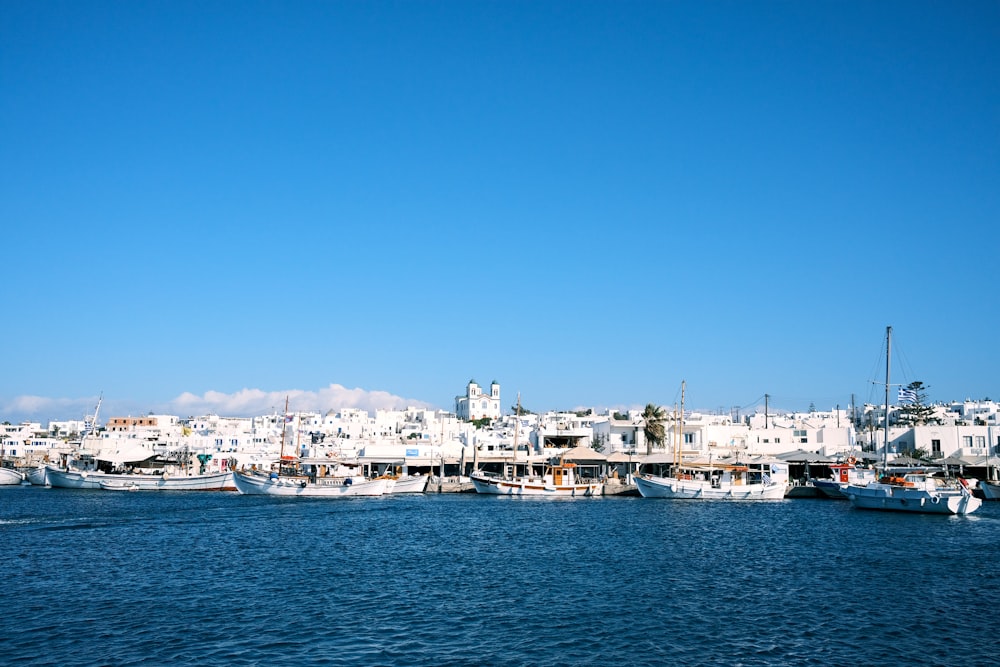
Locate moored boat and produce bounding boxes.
[26,465,50,486]
[634,458,788,500]
[812,457,877,499]
[47,467,234,491]
[843,469,981,515]
[231,470,388,497]
[470,462,602,497]
[0,466,24,485]
[384,473,430,494]
[843,326,981,516]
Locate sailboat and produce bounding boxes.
[842,326,982,515]
[633,381,789,500]
[470,393,602,497]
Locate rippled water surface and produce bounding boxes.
[2,487,998,666]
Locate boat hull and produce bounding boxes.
[980,480,1000,500]
[232,472,388,497]
[386,474,429,494]
[26,466,49,486]
[844,484,982,515]
[634,474,786,500]
[47,467,235,491]
[812,479,847,499]
[470,473,601,497]
[0,467,24,485]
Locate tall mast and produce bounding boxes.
[513,392,521,475]
[883,326,891,472]
[279,396,289,463]
[675,381,685,467]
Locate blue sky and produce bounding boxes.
[2,1,998,424]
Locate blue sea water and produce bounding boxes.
[1,487,998,667]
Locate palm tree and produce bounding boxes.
[641,403,667,455]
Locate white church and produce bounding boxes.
[455,379,501,421]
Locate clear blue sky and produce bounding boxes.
[2,1,998,423]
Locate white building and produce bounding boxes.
[455,379,501,421]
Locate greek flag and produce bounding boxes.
[82,419,93,435]
[898,388,918,404]
[763,472,771,485]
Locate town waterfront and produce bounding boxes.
[2,487,998,666]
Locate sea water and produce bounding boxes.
[1,487,997,667]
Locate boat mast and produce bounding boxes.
[674,381,685,468]
[883,326,891,473]
[279,396,289,466]
[513,392,521,477]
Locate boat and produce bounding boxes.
[812,456,878,498]
[47,467,235,491]
[231,470,389,497]
[384,473,430,494]
[843,326,982,515]
[0,466,24,485]
[469,392,602,497]
[633,381,788,500]
[981,479,1000,500]
[843,467,981,515]
[980,438,1000,500]
[634,457,788,499]
[26,465,50,486]
[470,461,602,496]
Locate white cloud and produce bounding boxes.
[1,385,434,424]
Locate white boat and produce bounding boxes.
[980,479,1000,500]
[0,466,24,485]
[26,465,50,486]
[47,467,235,491]
[231,470,389,497]
[634,458,788,500]
[470,462,602,497]
[633,381,787,500]
[843,469,981,515]
[384,474,430,494]
[843,326,982,516]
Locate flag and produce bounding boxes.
[898,388,918,404]
[762,472,772,485]
[284,414,294,423]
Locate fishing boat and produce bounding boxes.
[843,326,982,515]
[634,456,788,499]
[812,456,877,499]
[470,461,602,496]
[469,393,602,497]
[26,465,49,486]
[0,466,24,485]
[384,473,430,494]
[231,469,389,497]
[633,381,788,500]
[47,467,235,491]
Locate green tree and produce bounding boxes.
[896,381,940,426]
[591,433,606,453]
[641,403,667,455]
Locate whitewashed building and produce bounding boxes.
[455,379,501,421]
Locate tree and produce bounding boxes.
[896,381,940,426]
[641,403,667,455]
[591,433,606,453]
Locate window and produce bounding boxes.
[931,439,941,455]
[963,436,973,448]
[976,436,985,448]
